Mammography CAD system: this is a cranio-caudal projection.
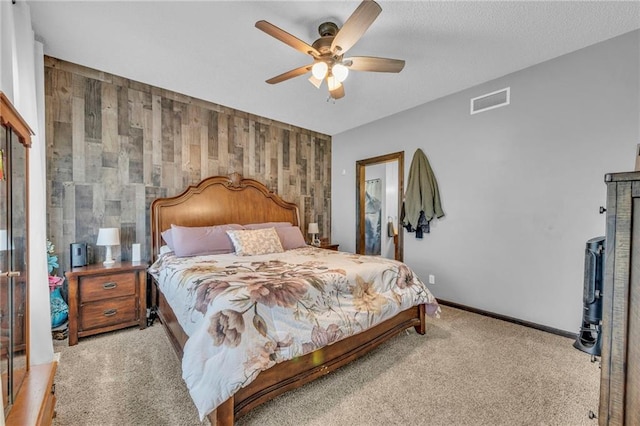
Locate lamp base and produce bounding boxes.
[103,245,116,266]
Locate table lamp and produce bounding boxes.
[96,227,120,266]
[308,223,320,246]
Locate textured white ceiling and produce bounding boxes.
[27,1,640,136]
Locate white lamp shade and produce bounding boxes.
[96,228,120,246]
[311,62,328,80]
[308,223,319,234]
[327,75,341,91]
[332,63,349,83]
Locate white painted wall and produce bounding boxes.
[0,1,53,365]
[333,30,640,333]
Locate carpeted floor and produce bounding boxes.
[52,306,600,425]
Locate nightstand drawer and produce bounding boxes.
[79,272,135,303]
[80,297,137,331]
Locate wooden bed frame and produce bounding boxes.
[150,173,427,425]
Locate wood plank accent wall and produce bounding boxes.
[44,57,332,269]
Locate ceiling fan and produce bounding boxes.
[255,0,405,100]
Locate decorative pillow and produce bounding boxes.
[161,229,174,250]
[276,226,307,250]
[244,221,292,230]
[226,227,285,256]
[171,224,244,257]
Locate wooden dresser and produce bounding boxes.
[319,243,339,251]
[66,262,148,346]
[599,171,640,425]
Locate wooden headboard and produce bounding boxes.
[150,173,300,261]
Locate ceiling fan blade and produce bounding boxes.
[345,56,405,73]
[331,0,382,55]
[329,83,345,100]
[256,20,320,57]
[266,65,312,84]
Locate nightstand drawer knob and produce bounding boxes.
[103,282,117,290]
[103,309,117,317]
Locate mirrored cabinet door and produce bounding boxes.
[0,93,31,418]
[9,125,28,405]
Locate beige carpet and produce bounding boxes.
[52,306,600,425]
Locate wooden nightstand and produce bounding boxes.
[66,261,148,346]
[319,243,339,251]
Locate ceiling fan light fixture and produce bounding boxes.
[311,61,328,80]
[332,63,349,83]
[308,75,323,89]
[257,0,402,101]
[327,75,341,92]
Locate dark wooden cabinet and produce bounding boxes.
[66,262,147,346]
[5,363,57,426]
[599,171,640,425]
[0,92,57,425]
[0,92,29,414]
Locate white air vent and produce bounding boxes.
[470,87,510,115]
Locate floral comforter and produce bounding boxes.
[148,247,440,420]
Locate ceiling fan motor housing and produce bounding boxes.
[318,21,339,37]
[312,36,339,59]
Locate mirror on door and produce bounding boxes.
[356,152,404,261]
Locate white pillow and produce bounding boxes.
[226,228,284,256]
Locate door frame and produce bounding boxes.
[356,151,404,261]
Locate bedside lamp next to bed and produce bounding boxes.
[97,227,120,266]
[308,222,320,246]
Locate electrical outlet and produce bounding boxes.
[428,274,435,285]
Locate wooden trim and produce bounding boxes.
[437,299,577,339]
[156,287,187,360]
[1,90,34,417]
[355,151,404,261]
[25,125,31,371]
[0,92,34,148]
[5,361,57,426]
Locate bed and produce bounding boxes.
[148,173,439,425]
